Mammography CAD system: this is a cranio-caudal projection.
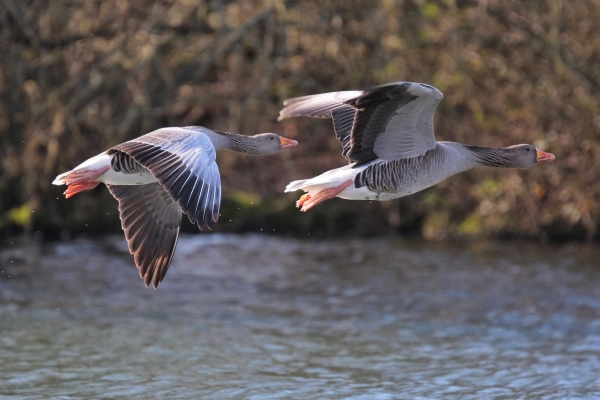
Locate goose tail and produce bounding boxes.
[52,153,112,198]
[285,179,309,193]
[52,170,71,185]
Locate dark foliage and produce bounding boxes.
[0,0,598,241]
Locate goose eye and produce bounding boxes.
[271,137,274,140]
[526,148,530,151]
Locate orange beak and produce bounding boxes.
[280,137,298,149]
[536,148,555,162]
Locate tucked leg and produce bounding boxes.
[296,194,311,208]
[300,180,353,212]
[63,165,110,198]
[64,182,101,198]
[65,165,110,185]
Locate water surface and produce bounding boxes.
[1,234,600,398]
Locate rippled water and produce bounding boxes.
[1,234,600,398]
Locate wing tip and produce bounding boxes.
[139,256,170,289]
[282,98,294,107]
[406,82,444,99]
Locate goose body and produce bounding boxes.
[279,82,555,211]
[53,126,297,288]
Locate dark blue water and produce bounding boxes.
[1,234,599,398]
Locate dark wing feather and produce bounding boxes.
[331,108,357,158]
[348,82,441,164]
[344,82,417,165]
[278,90,362,161]
[278,82,443,166]
[108,127,221,230]
[107,183,182,288]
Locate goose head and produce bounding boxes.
[504,144,555,168]
[251,133,298,155]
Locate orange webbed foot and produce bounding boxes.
[296,194,311,208]
[299,180,353,212]
[64,165,110,186]
[64,182,101,198]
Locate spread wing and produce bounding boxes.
[109,127,221,230]
[278,91,361,158]
[107,183,181,288]
[278,82,443,166]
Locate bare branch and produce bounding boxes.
[191,4,275,82]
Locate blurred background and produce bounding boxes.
[3,2,600,396]
[0,0,598,242]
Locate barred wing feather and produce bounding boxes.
[278,82,443,166]
[109,127,222,230]
[107,183,181,288]
[279,91,361,159]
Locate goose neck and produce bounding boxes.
[463,144,514,168]
[207,130,259,154]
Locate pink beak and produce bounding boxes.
[536,149,555,162]
[280,137,298,149]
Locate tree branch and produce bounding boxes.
[191,4,275,82]
[486,7,600,91]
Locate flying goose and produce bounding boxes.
[279,81,555,211]
[53,126,298,288]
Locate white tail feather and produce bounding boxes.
[52,170,71,185]
[285,179,309,192]
[52,153,113,186]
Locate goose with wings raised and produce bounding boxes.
[53,126,297,288]
[279,82,555,211]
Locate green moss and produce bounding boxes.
[6,203,32,227]
[459,213,483,236]
[475,179,502,198]
[422,192,440,208]
[422,211,449,239]
[224,189,262,207]
[421,3,440,18]
[473,109,485,126]
[577,97,597,113]
[385,62,398,77]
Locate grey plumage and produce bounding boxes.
[107,183,181,288]
[466,145,517,168]
[279,82,442,166]
[211,130,261,154]
[55,125,296,288]
[109,139,221,230]
[355,145,445,194]
[110,151,146,174]
[281,82,554,211]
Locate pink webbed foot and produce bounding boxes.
[64,165,110,186]
[296,194,311,208]
[300,180,353,212]
[62,165,110,198]
[64,182,101,198]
